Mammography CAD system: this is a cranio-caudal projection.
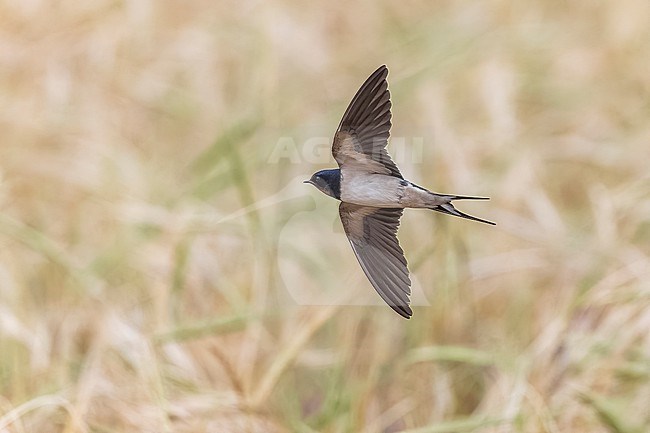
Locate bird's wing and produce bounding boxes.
[339,202,412,318]
[332,65,402,178]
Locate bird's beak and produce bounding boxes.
[303,180,312,184]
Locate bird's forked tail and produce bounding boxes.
[429,195,495,225]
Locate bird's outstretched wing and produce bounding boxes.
[332,65,402,178]
[339,202,412,318]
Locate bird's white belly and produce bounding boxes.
[340,172,404,207]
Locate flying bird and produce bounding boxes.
[305,65,494,319]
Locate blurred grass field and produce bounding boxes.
[1,1,650,432]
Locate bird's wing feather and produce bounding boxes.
[339,202,412,318]
[332,65,402,178]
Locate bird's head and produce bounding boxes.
[303,169,341,199]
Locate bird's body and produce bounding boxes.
[318,168,449,208]
[344,174,448,208]
[341,172,404,207]
[305,65,494,319]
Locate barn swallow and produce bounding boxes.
[305,65,494,319]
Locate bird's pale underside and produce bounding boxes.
[306,65,494,319]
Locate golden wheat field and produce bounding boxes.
[1,1,650,432]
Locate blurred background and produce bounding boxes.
[1,1,649,432]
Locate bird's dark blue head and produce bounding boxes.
[304,169,341,200]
